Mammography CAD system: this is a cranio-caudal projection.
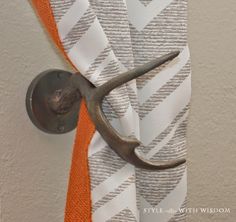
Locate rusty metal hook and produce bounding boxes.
[26,51,186,170]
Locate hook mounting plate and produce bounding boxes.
[26,70,80,134]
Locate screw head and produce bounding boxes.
[57,125,65,133]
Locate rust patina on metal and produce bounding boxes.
[26,51,186,170]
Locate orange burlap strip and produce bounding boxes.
[31,1,95,221]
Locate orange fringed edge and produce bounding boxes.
[31,1,95,221]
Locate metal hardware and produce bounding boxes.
[26,51,186,170]
[26,70,81,134]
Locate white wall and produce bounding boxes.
[187,1,236,221]
[0,2,74,221]
[0,1,235,221]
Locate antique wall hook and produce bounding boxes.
[26,51,186,170]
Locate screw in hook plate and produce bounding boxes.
[57,124,65,133]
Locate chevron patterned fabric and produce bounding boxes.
[49,0,191,221]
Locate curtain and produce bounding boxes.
[32,0,190,221]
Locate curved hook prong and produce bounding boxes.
[81,51,185,170]
[84,95,186,170]
[132,150,186,170]
[95,51,180,100]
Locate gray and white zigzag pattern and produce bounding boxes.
[49,0,190,221]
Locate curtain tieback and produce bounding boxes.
[26,51,186,170]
